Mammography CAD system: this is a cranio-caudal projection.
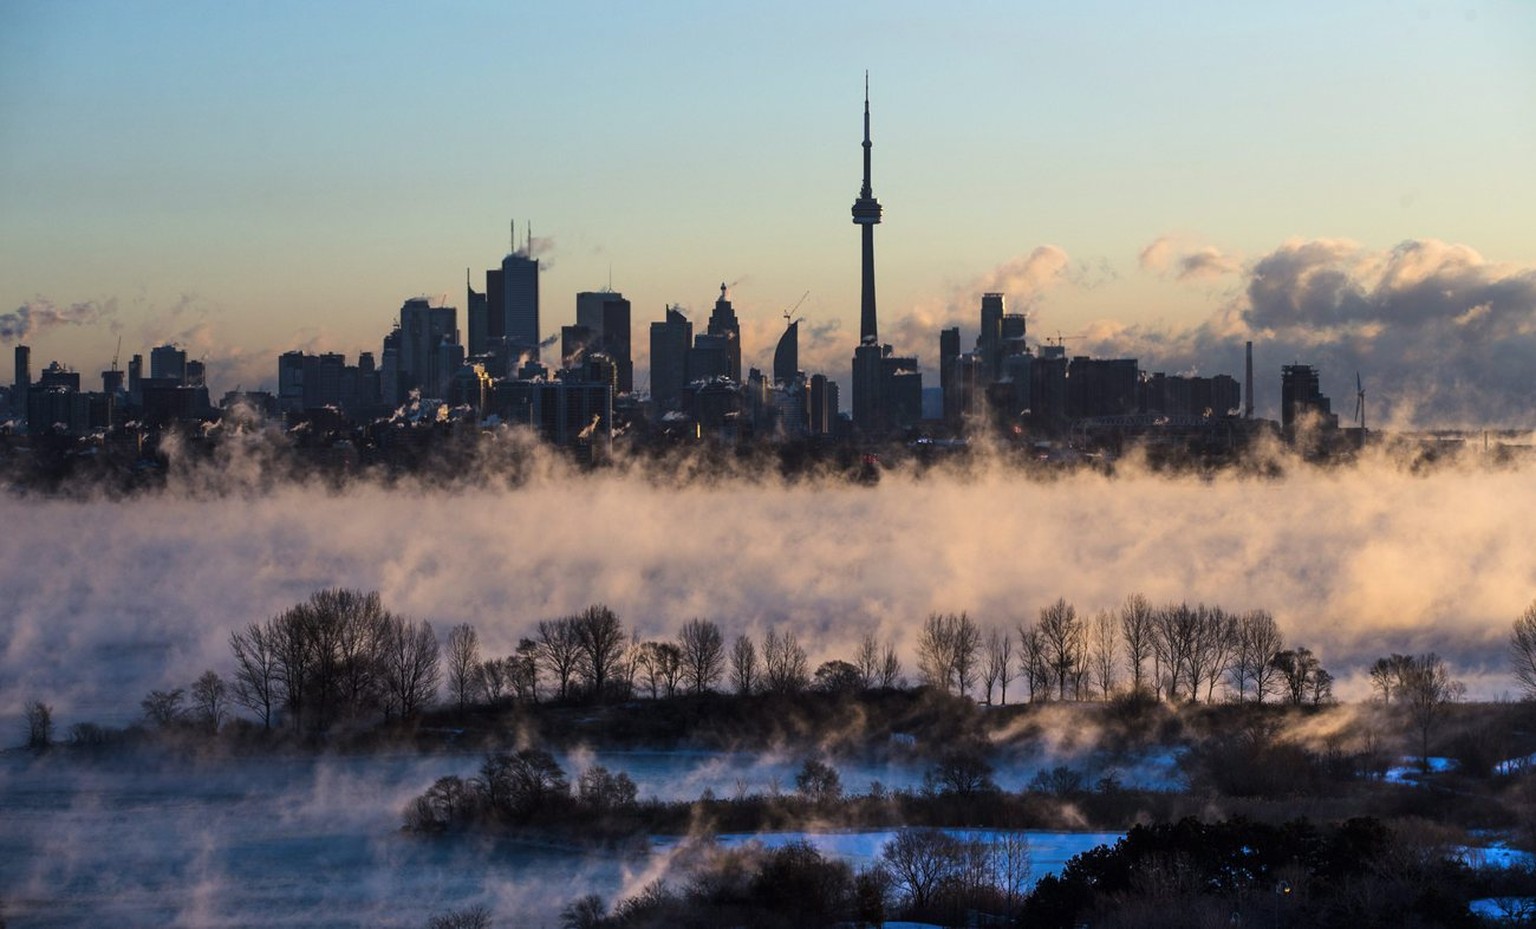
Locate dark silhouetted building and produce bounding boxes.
[1281,364,1336,430]
[150,344,187,384]
[576,290,633,393]
[649,306,692,414]
[394,298,460,403]
[706,284,741,383]
[773,319,798,386]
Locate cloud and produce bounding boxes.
[1138,235,1241,282]
[0,298,118,344]
[1093,238,1536,427]
[883,245,1083,361]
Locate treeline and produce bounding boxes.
[923,596,1334,707]
[29,588,1520,747]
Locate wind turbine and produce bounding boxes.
[1354,372,1366,430]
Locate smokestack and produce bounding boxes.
[1244,341,1254,419]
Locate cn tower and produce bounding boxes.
[850,72,886,435]
[852,71,883,344]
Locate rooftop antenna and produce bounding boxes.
[607,263,613,291]
[1354,371,1366,430]
[510,219,515,254]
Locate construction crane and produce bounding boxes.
[1354,371,1366,430]
[111,335,121,372]
[1045,331,1086,348]
[782,290,810,326]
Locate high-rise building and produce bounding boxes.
[939,327,960,425]
[466,270,490,358]
[978,293,1004,379]
[649,306,692,414]
[13,345,30,394]
[773,319,798,386]
[395,298,459,403]
[706,284,741,383]
[576,290,633,393]
[150,344,187,384]
[501,248,540,361]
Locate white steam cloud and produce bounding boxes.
[0,297,118,344]
[1112,237,1536,426]
[2,448,1531,732]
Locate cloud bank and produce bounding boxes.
[2,451,1531,732]
[1106,237,1536,427]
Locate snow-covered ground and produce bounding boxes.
[1382,755,1457,784]
[1470,897,1536,923]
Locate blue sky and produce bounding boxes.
[3,1,1534,420]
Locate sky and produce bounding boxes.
[3,1,1535,424]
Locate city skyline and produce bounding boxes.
[4,2,1536,425]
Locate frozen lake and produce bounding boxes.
[0,747,1125,928]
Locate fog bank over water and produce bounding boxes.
[4,448,1534,723]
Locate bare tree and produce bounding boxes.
[1398,652,1465,767]
[1368,653,1415,704]
[1083,610,1115,701]
[880,828,967,915]
[731,633,759,696]
[230,621,280,729]
[1271,646,1326,706]
[918,612,981,697]
[879,639,903,689]
[23,699,53,749]
[190,670,228,733]
[1511,600,1536,700]
[763,627,809,694]
[445,623,481,712]
[1119,593,1155,696]
[142,688,186,728]
[983,628,1014,705]
[572,605,627,701]
[511,639,540,702]
[1188,605,1236,703]
[856,631,882,690]
[537,616,583,702]
[380,615,440,719]
[1230,610,1284,703]
[1037,598,1082,701]
[678,618,726,694]
[475,657,508,705]
[1016,623,1049,702]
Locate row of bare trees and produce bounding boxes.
[443,611,904,708]
[919,595,1332,705]
[228,589,441,731]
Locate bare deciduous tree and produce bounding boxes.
[230,621,280,729]
[918,612,981,697]
[1082,610,1114,701]
[678,618,726,694]
[1038,599,1082,701]
[537,616,584,702]
[763,627,809,694]
[1397,652,1464,767]
[1231,610,1284,703]
[1511,600,1536,701]
[983,628,1014,705]
[380,615,440,719]
[573,605,627,701]
[190,670,228,732]
[1119,593,1155,696]
[445,623,481,712]
[731,634,759,696]
[24,699,53,749]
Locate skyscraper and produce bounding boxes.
[576,290,633,393]
[707,283,741,382]
[850,74,886,434]
[501,249,540,361]
[773,319,799,386]
[649,306,692,414]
